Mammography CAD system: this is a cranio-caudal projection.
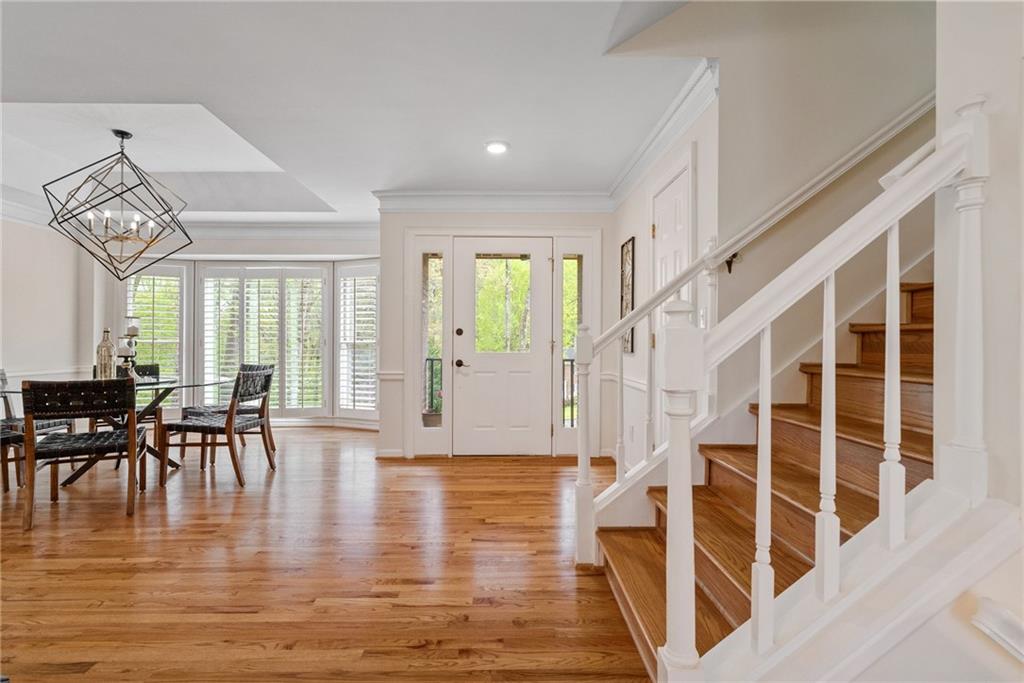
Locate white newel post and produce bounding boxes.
[657,298,703,682]
[880,223,906,548]
[751,325,775,652]
[575,325,596,564]
[940,97,989,506]
[816,275,841,601]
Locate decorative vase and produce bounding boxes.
[96,329,116,379]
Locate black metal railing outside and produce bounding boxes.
[562,358,577,428]
[424,357,442,414]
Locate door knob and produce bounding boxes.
[455,359,470,368]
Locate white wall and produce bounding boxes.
[856,550,1024,682]
[601,99,719,466]
[933,1,1022,505]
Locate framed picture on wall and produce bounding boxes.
[620,236,635,353]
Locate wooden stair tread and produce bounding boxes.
[900,282,933,292]
[849,321,933,334]
[749,403,932,462]
[648,486,667,512]
[596,527,733,658]
[800,362,932,385]
[596,528,666,660]
[692,486,812,596]
[699,445,877,536]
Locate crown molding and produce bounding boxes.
[0,185,379,239]
[372,59,718,215]
[608,58,717,204]
[1,185,52,229]
[373,190,616,214]
[186,222,379,240]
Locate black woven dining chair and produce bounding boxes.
[1,369,75,439]
[180,363,277,455]
[159,367,276,488]
[20,378,145,530]
[1,428,24,493]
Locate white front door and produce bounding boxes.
[653,166,696,445]
[452,237,553,455]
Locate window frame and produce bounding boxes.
[335,259,380,420]
[193,261,332,419]
[123,262,190,407]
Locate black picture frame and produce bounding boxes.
[620,236,635,353]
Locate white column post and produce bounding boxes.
[880,224,906,548]
[816,274,841,601]
[938,97,989,506]
[657,298,704,681]
[574,324,596,564]
[751,325,775,653]
[616,344,626,482]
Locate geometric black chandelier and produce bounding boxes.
[42,129,192,280]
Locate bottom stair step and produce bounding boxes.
[597,527,731,678]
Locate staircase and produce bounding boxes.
[597,283,935,679]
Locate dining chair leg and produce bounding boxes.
[200,434,208,470]
[210,438,217,465]
[261,426,276,471]
[239,432,247,447]
[126,445,137,517]
[265,419,277,453]
[14,449,24,488]
[115,452,122,470]
[179,433,187,465]
[226,432,245,487]
[139,446,147,493]
[50,463,59,502]
[22,457,35,530]
[1,444,9,493]
[159,427,170,488]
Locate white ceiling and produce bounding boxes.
[1,2,699,226]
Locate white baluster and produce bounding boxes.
[657,299,703,680]
[939,97,988,506]
[816,274,841,601]
[880,223,906,548]
[644,312,656,460]
[616,343,626,482]
[574,325,596,565]
[751,326,775,654]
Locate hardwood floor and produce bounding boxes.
[1,429,644,682]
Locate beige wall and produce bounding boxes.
[613,1,936,268]
[0,219,93,382]
[934,1,1023,505]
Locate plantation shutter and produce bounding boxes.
[126,268,184,406]
[244,275,281,409]
[202,274,241,406]
[284,275,324,409]
[338,272,378,411]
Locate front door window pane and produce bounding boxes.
[475,254,531,353]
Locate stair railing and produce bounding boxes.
[575,98,989,676]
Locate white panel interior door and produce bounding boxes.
[452,237,553,455]
[653,166,695,445]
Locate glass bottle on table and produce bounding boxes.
[96,329,116,380]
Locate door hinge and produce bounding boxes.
[651,332,656,349]
[651,223,656,239]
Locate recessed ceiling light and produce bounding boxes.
[485,141,509,155]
